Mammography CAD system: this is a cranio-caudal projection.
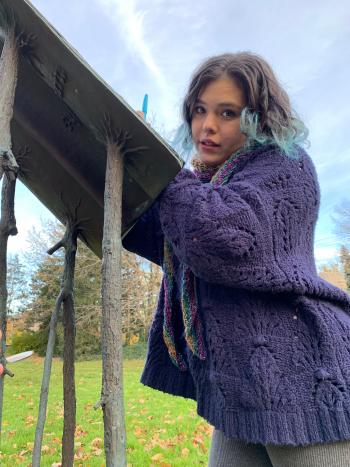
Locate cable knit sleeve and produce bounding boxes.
[158,149,312,288]
[122,200,164,266]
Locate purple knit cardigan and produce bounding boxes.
[123,144,350,446]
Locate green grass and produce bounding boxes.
[0,358,212,466]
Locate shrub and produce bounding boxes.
[11,330,49,355]
[123,341,147,360]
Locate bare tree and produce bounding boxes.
[7,253,27,314]
[333,199,350,246]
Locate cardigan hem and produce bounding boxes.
[140,364,350,446]
[140,363,197,401]
[196,389,350,446]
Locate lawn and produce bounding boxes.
[0,357,212,466]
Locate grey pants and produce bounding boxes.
[208,429,350,467]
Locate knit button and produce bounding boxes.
[314,368,331,381]
[192,237,198,242]
[253,336,268,347]
[293,315,298,320]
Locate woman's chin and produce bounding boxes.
[198,153,227,167]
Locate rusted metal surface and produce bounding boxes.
[0,0,183,257]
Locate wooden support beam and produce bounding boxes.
[60,217,78,467]
[0,12,19,181]
[0,174,18,432]
[98,116,127,466]
[32,215,79,467]
[0,13,19,441]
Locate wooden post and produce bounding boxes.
[58,219,78,467]
[0,13,20,181]
[62,291,77,467]
[98,118,127,466]
[32,217,79,467]
[0,14,19,438]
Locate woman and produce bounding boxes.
[124,52,350,466]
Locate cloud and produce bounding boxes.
[93,0,210,130]
[96,0,169,100]
[314,246,339,269]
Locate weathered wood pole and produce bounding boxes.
[0,14,20,181]
[100,121,126,466]
[32,218,79,467]
[58,220,78,467]
[61,290,77,467]
[0,14,20,437]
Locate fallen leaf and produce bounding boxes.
[197,423,213,435]
[91,448,103,456]
[182,447,190,457]
[75,425,88,438]
[91,437,103,448]
[151,453,164,462]
[25,415,35,426]
[74,448,84,460]
[134,427,143,437]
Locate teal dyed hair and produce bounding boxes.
[178,52,309,161]
[240,108,309,159]
[169,122,194,161]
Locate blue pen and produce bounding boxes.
[142,94,148,119]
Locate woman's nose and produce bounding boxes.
[202,113,218,133]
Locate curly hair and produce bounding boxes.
[181,52,309,158]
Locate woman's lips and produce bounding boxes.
[201,139,219,146]
[199,141,221,152]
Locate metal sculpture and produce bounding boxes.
[0,1,182,465]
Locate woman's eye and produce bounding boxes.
[222,110,237,118]
[194,105,205,114]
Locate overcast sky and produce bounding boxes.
[8,0,350,268]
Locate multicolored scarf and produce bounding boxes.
[162,148,254,370]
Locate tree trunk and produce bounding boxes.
[100,138,126,466]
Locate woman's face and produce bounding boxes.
[191,76,247,166]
